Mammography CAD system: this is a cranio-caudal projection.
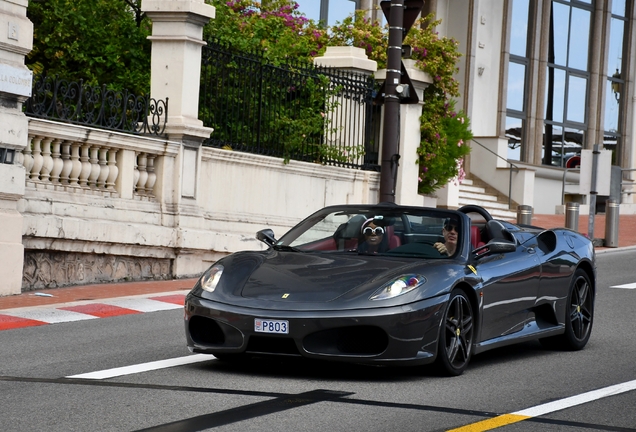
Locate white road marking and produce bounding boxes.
[66,354,213,380]
[102,297,183,312]
[0,290,187,327]
[609,282,636,289]
[4,308,98,323]
[514,378,636,417]
[449,378,636,431]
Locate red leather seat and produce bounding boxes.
[470,226,485,249]
[385,226,402,249]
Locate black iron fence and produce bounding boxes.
[199,40,380,170]
[24,75,168,137]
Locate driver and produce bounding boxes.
[434,218,459,256]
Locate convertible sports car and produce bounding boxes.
[184,203,595,375]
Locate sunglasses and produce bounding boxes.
[444,224,458,233]
[363,226,385,236]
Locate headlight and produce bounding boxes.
[370,275,426,300]
[200,264,224,293]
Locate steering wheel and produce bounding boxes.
[457,205,493,222]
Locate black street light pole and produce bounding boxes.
[379,0,405,203]
[378,0,423,203]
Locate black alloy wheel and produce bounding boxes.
[563,269,594,349]
[436,289,474,376]
[540,269,594,350]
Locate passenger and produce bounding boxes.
[434,219,459,256]
[358,217,388,254]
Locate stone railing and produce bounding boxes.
[19,118,174,200]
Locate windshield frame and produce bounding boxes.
[276,204,467,259]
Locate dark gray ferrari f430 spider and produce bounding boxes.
[185,203,595,375]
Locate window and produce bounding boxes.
[506,0,530,161]
[506,0,610,167]
[543,0,592,167]
[605,1,627,162]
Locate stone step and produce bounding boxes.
[459,190,498,202]
[489,208,518,221]
[458,195,511,210]
[458,177,517,220]
[460,184,487,194]
[458,199,516,215]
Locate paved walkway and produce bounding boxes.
[1,212,634,322]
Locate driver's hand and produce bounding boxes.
[433,242,447,255]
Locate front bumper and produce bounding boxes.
[184,293,448,366]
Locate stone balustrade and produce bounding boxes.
[18,118,175,200]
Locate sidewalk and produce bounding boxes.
[1,212,635,313]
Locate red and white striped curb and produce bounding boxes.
[0,291,188,331]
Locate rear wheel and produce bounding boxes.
[540,269,594,350]
[435,289,474,376]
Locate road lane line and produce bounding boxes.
[66,354,212,380]
[610,282,636,289]
[447,378,636,431]
[447,414,531,431]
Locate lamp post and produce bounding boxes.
[379,0,405,203]
[378,0,423,203]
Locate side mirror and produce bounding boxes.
[473,239,516,257]
[256,229,276,246]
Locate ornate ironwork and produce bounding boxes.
[24,75,168,137]
[199,39,379,171]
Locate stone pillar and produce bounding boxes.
[314,46,377,73]
[141,0,215,277]
[0,0,32,296]
[376,59,433,206]
[142,0,215,141]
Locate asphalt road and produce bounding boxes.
[1,250,635,432]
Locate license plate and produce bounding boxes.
[254,318,289,334]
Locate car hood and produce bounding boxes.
[242,251,419,302]
[197,250,459,310]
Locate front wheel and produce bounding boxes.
[435,289,474,376]
[540,269,594,350]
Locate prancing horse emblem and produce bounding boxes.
[282,293,290,299]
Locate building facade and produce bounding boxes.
[301,0,636,212]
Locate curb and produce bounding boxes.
[0,290,188,332]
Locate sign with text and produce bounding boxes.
[0,63,33,97]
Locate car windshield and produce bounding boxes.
[276,206,462,259]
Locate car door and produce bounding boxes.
[475,242,541,342]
